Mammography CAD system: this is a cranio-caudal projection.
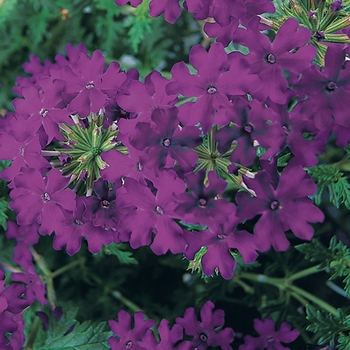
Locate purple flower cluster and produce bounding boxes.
[0,270,30,350]
[1,14,333,280]
[108,300,234,349]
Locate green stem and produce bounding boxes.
[111,291,145,314]
[288,285,338,316]
[23,316,41,350]
[51,258,85,279]
[287,265,325,281]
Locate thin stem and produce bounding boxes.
[288,284,338,316]
[287,265,325,281]
[51,258,85,279]
[23,315,41,350]
[111,290,145,314]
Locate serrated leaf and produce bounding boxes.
[102,243,138,265]
[34,307,111,350]
[307,164,350,209]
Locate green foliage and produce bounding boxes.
[296,237,350,297]
[100,243,138,265]
[307,165,350,209]
[0,197,9,231]
[29,306,111,350]
[306,306,350,349]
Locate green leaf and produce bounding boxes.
[34,307,111,350]
[102,243,138,265]
[307,164,350,209]
[0,197,9,230]
[306,305,349,347]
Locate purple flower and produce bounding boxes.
[0,271,29,350]
[231,17,315,104]
[174,170,235,227]
[83,178,125,229]
[12,79,70,144]
[140,319,192,349]
[129,107,201,174]
[149,0,181,23]
[175,300,234,350]
[117,171,186,254]
[166,42,259,133]
[53,196,113,255]
[0,132,49,182]
[11,270,47,306]
[295,44,350,129]
[183,216,258,279]
[330,0,343,11]
[9,167,76,236]
[108,310,155,350]
[239,317,299,350]
[214,98,284,167]
[5,221,39,270]
[60,50,126,118]
[236,160,325,252]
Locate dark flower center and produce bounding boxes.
[326,81,338,92]
[199,332,208,342]
[28,278,34,284]
[270,200,280,210]
[102,200,110,208]
[74,219,84,226]
[198,198,207,207]
[125,340,133,349]
[217,233,226,240]
[266,53,276,64]
[40,108,49,118]
[162,138,171,147]
[86,81,95,89]
[42,192,51,202]
[155,205,165,215]
[314,30,325,41]
[136,162,143,171]
[244,124,253,133]
[267,336,274,342]
[206,85,217,94]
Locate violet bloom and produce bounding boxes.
[214,98,284,167]
[100,147,157,187]
[59,50,126,118]
[175,300,234,350]
[9,167,76,236]
[239,317,299,350]
[0,271,29,350]
[11,270,47,306]
[129,107,201,174]
[83,178,125,229]
[149,0,181,23]
[0,132,49,182]
[231,16,316,104]
[166,42,259,133]
[5,221,39,271]
[12,79,71,144]
[108,310,155,350]
[53,196,113,255]
[117,171,187,254]
[295,44,350,129]
[183,216,258,279]
[174,170,235,227]
[140,319,192,349]
[236,161,325,252]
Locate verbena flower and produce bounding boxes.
[236,160,325,251]
[239,317,299,350]
[117,171,186,254]
[175,300,234,350]
[108,310,155,350]
[232,16,315,104]
[0,271,29,350]
[9,167,76,236]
